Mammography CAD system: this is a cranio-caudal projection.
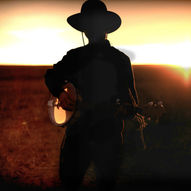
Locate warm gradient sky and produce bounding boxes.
[0,0,191,67]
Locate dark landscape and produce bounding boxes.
[0,65,191,190]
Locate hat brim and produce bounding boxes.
[67,11,121,33]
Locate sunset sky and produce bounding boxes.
[0,0,191,68]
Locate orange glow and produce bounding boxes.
[0,0,191,69]
[171,66,191,83]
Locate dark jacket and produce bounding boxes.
[45,40,138,118]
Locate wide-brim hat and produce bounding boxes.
[67,0,121,33]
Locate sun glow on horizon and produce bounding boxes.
[177,68,191,82]
[118,41,191,68]
[0,0,191,81]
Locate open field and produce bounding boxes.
[0,65,191,190]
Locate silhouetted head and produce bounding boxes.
[67,0,121,43]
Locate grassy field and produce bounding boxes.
[0,65,191,190]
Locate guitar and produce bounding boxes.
[47,82,165,127]
[47,82,140,127]
[47,83,166,150]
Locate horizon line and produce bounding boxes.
[0,63,187,68]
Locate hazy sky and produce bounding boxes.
[0,0,191,66]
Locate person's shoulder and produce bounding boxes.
[66,46,86,56]
[54,46,85,67]
[110,46,131,62]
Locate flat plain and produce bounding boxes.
[0,65,191,190]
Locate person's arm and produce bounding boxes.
[117,50,139,106]
[124,57,147,130]
[125,57,139,105]
[115,50,140,119]
[44,50,76,98]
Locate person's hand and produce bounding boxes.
[58,90,76,111]
[133,113,147,129]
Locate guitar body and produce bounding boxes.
[47,83,77,127]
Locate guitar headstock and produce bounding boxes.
[141,100,166,125]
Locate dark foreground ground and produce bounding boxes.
[0,65,191,190]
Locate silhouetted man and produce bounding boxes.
[45,0,145,190]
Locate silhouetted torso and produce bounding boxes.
[45,40,138,112]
